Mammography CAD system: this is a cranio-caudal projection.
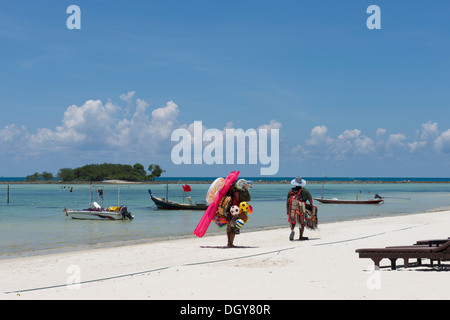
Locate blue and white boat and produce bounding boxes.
[63,185,134,220]
[65,202,133,220]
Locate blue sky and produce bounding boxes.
[1,0,450,177]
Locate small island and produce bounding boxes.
[25,163,165,182]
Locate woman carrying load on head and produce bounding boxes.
[286,177,313,241]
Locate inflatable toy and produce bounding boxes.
[194,171,240,238]
[236,179,253,190]
[205,177,225,204]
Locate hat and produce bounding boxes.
[236,179,253,190]
[291,176,306,187]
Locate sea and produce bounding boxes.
[1,177,450,259]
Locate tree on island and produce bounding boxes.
[26,171,54,182]
[55,163,165,182]
[147,164,166,181]
[57,168,75,181]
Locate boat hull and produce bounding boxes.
[150,195,208,210]
[314,198,384,204]
[67,210,132,220]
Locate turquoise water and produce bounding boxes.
[1,182,450,258]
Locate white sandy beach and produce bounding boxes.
[0,210,449,300]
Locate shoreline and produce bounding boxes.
[1,208,449,261]
[1,209,449,300]
[2,179,450,185]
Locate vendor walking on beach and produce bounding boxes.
[226,179,252,247]
[287,177,313,241]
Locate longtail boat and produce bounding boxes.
[314,198,384,204]
[148,184,208,210]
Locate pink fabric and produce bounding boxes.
[193,171,240,238]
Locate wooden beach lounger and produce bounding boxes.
[356,240,450,270]
[414,237,450,246]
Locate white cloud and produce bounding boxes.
[300,126,375,159]
[306,125,333,147]
[0,93,181,156]
[334,129,375,155]
[421,120,439,140]
[376,128,386,136]
[289,125,332,160]
[2,97,449,173]
[407,140,427,153]
[257,119,282,131]
[0,93,283,170]
[434,129,450,153]
[149,100,180,141]
[109,99,181,150]
[406,121,439,153]
[385,133,406,151]
[59,99,114,146]
[354,135,376,154]
[119,91,136,104]
[0,124,25,144]
[291,121,450,161]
